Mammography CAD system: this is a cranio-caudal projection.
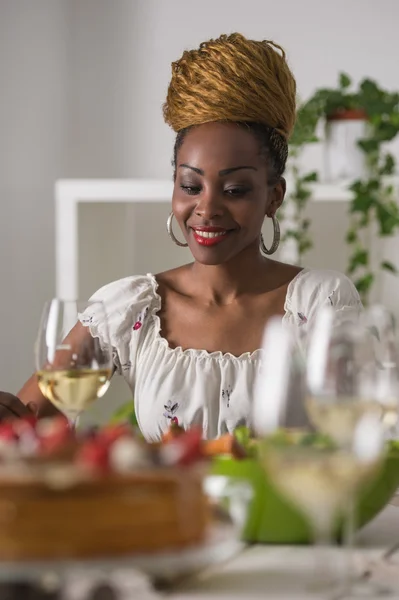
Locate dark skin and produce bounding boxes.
[0,121,301,418]
[157,122,301,356]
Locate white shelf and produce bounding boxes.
[55,178,361,207]
[55,179,174,203]
[308,181,353,202]
[54,178,382,300]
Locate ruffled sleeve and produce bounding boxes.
[79,275,156,378]
[285,268,363,332]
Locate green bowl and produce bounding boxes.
[210,444,399,544]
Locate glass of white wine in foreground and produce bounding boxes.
[362,305,399,438]
[35,300,113,427]
[253,317,384,596]
[306,306,392,597]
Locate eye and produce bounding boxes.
[180,184,201,196]
[225,187,250,197]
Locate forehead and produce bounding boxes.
[177,122,263,169]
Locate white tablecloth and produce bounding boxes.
[169,504,399,599]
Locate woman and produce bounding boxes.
[0,33,361,438]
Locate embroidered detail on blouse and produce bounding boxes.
[163,400,179,420]
[80,315,94,325]
[297,312,308,324]
[327,290,336,306]
[121,360,132,371]
[222,385,233,408]
[133,306,149,331]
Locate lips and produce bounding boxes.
[191,226,231,247]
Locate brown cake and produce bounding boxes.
[0,418,209,561]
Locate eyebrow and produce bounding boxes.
[179,164,257,176]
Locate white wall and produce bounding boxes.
[0,0,69,392]
[2,0,399,416]
[122,0,399,310]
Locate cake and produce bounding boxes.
[0,417,208,561]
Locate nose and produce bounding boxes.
[194,187,224,220]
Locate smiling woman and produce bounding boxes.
[171,122,284,265]
[5,33,362,440]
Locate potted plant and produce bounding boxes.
[286,76,399,304]
[322,74,368,183]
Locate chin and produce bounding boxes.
[190,248,236,266]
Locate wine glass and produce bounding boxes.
[306,306,391,597]
[35,299,113,428]
[361,305,399,438]
[253,317,384,596]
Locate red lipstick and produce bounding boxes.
[191,226,229,247]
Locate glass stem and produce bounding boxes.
[66,413,80,432]
[343,494,357,590]
[310,513,335,591]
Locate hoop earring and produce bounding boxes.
[260,215,280,255]
[166,212,188,247]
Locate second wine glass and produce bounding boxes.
[35,299,113,428]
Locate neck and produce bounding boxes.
[189,242,271,305]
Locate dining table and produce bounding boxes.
[160,497,399,600]
[2,498,398,599]
[43,495,397,600]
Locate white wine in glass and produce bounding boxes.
[253,317,384,594]
[362,305,399,436]
[35,299,113,426]
[306,306,390,597]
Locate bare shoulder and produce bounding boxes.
[155,263,194,295]
[265,259,303,288]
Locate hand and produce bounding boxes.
[0,392,38,420]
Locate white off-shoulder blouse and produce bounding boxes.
[81,269,362,441]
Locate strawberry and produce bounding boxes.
[0,423,17,442]
[37,416,72,454]
[161,427,203,466]
[98,424,132,446]
[76,440,109,471]
[11,415,38,438]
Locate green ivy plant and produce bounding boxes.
[287,75,399,304]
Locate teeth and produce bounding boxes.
[194,230,227,238]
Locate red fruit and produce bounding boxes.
[170,417,179,426]
[163,427,203,466]
[22,415,38,427]
[37,416,72,454]
[98,424,132,446]
[12,416,38,437]
[0,423,17,442]
[77,440,109,471]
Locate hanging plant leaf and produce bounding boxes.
[350,193,376,213]
[339,73,352,90]
[358,138,380,153]
[346,229,358,244]
[348,248,369,274]
[379,153,395,176]
[301,171,318,183]
[381,261,398,274]
[376,201,399,235]
[354,273,374,295]
[298,239,313,255]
